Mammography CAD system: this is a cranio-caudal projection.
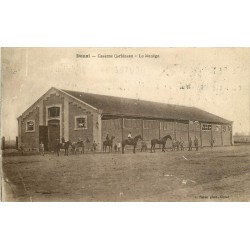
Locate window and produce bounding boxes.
[26,120,35,132]
[202,124,212,131]
[213,125,221,131]
[124,119,141,129]
[48,107,60,118]
[75,116,87,129]
[143,120,158,129]
[162,121,174,130]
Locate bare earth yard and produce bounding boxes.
[2,145,250,201]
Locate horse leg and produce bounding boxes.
[122,145,124,154]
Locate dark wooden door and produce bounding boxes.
[48,120,60,151]
[39,126,48,151]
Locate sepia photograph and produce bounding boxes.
[1,47,250,202]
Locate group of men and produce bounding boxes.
[39,136,98,155]
[38,132,215,155]
[171,137,199,151]
[105,133,121,152]
[172,137,215,151]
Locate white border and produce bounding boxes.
[1,1,250,250]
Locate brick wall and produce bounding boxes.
[43,93,64,131]
[69,103,93,143]
[21,107,39,150]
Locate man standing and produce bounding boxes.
[180,137,184,151]
[188,137,192,151]
[92,141,97,152]
[106,134,110,142]
[86,137,90,151]
[194,136,199,151]
[210,139,215,149]
[128,132,132,141]
[117,142,121,151]
[40,141,45,156]
[61,136,65,148]
[176,140,180,151]
[172,139,176,151]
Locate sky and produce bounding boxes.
[1,47,250,139]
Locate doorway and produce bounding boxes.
[48,119,60,151]
[39,126,48,151]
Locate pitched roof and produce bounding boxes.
[61,89,232,124]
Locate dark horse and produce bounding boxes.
[56,141,73,156]
[122,135,143,154]
[103,136,115,152]
[151,135,172,153]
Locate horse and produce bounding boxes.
[122,135,143,154]
[151,135,172,153]
[72,140,84,154]
[103,136,115,152]
[56,141,73,156]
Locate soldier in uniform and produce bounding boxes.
[180,137,184,151]
[194,136,199,151]
[172,139,176,151]
[210,139,215,149]
[61,136,65,148]
[40,141,45,156]
[128,132,132,141]
[188,137,192,151]
[106,134,110,142]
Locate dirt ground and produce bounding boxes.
[1,145,250,202]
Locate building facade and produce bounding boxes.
[17,87,233,151]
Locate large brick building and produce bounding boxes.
[17,87,233,151]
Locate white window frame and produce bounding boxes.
[75,115,88,130]
[48,106,60,119]
[26,120,35,132]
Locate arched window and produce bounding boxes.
[48,107,60,118]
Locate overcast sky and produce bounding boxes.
[1,48,249,139]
